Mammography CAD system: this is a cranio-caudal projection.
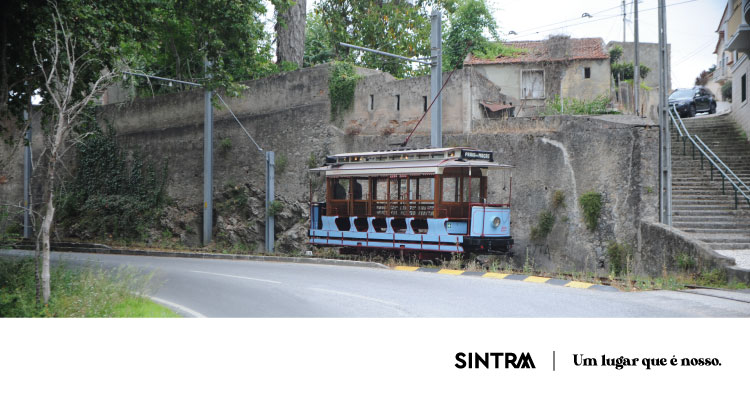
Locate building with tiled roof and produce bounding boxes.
[464,36,612,116]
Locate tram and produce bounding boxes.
[308,147,513,256]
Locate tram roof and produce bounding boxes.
[310,147,512,176]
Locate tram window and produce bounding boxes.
[374,178,388,200]
[353,178,368,200]
[412,177,433,200]
[390,178,401,200]
[332,178,349,200]
[442,176,459,202]
[463,176,480,203]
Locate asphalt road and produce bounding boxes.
[3,250,750,317]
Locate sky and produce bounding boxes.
[294,0,726,89]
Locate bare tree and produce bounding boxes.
[275,0,306,68]
[33,3,116,303]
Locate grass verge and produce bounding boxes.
[0,257,179,318]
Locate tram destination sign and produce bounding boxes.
[460,149,493,162]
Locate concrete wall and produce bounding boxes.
[343,67,508,136]
[469,59,610,116]
[606,41,671,121]
[2,64,669,276]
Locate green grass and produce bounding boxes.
[0,257,180,318]
[113,297,180,318]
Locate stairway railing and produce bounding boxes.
[670,105,750,209]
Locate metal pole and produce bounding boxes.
[338,43,430,65]
[658,0,672,226]
[23,100,32,239]
[430,8,442,148]
[622,0,626,43]
[265,151,275,253]
[203,60,214,245]
[634,0,640,116]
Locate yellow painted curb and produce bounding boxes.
[565,281,594,289]
[438,269,464,275]
[394,266,419,271]
[524,276,551,284]
[483,272,510,279]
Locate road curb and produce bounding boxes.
[9,242,389,269]
[393,266,620,291]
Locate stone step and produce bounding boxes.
[709,242,750,250]
[673,209,750,216]
[692,235,750,244]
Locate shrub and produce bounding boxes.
[552,190,566,210]
[579,191,602,231]
[607,241,630,276]
[275,153,288,175]
[268,200,284,217]
[722,81,732,101]
[329,61,361,120]
[543,94,610,115]
[675,253,697,270]
[530,210,555,241]
[219,138,232,152]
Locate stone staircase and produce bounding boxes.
[671,114,750,250]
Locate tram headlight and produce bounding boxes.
[492,216,501,228]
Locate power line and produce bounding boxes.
[508,0,636,36]
[510,0,697,40]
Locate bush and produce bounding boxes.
[530,210,555,241]
[607,241,630,276]
[579,191,602,231]
[329,61,361,120]
[268,200,284,217]
[543,94,610,115]
[552,190,566,210]
[0,258,167,317]
[675,253,697,270]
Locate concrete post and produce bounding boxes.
[430,8,442,148]
[203,61,214,246]
[265,151,275,253]
[658,0,672,226]
[634,0,640,116]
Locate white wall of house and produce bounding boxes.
[731,54,750,135]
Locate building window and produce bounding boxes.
[396,94,400,111]
[521,70,545,99]
[742,74,747,103]
[423,96,428,112]
[369,94,374,110]
[584,67,591,79]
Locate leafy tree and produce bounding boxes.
[608,45,650,87]
[694,65,716,86]
[442,0,499,70]
[304,11,336,67]
[311,0,433,78]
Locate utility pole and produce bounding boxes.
[658,0,672,226]
[203,59,214,246]
[622,0,626,43]
[265,151,275,253]
[23,93,32,239]
[430,8,443,148]
[634,0,640,116]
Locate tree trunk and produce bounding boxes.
[275,0,306,68]
[41,152,56,304]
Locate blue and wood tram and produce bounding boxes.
[308,147,513,256]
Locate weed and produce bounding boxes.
[268,200,284,217]
[579,191,602,231]
[552,190,566,210]
[530,210,555,241]
[674,253,697,271]
[645,186,654,194]
[307,152,319,169]
[523,248,535,273]
[219,137,232,152]
[542,94,610,115]
[275,153,288,175]
[606,241,630,277]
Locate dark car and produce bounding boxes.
[668,86,717,118]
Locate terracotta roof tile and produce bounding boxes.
[465,37,609,65]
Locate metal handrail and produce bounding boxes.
[670,105,750,209]
[693,135,750,193]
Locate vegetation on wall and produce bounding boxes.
[530,210,555,242]
[56,129,168,240]
[579,191,602,231]
[542,94,610,115]
[608,45,650,87]
[606,241,630,276]
[329,61,361,120]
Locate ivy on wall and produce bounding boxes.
[56,129,168,240]
[329,61,361,120]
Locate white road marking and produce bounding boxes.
[309,287,401,308]
[191,270,282,284]
[149,296,207,318]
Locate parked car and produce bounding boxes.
[668,86,717,118]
